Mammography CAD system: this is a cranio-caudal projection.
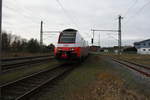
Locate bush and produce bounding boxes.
[1,31,55,54]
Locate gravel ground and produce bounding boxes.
[28,54,150,100]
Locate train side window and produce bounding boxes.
[143,49,146,51]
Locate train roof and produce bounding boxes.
[62,28,77,32]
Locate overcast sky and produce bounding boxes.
[2,0,150,47]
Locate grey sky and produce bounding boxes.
[2,0,150,47]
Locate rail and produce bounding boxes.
[112,58,150,77]
[2,55,53,62]
[2,55,54,72]
[1,63,76,100]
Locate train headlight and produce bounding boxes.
[70,48,75,51]
[58,48,62,51]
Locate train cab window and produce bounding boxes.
[59,31,76,43]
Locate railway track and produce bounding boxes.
[2,55,54,72]
[1,63,75,100]
[112,58,150,77]
[2,55,53,62]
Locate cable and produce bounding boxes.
[3,0,41,24]
[55,0,92,40]
[56,0,92,41]
[106,33,118,41]
[123,0,138,17]
[13,0,41,20]
[55,0,79,29]
[124,0,150,24]
[135,0,150,15]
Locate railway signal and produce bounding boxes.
[91,38,93,44]
[91,15,123,54]
[91,29,118,46]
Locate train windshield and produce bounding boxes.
[59,31,76,43]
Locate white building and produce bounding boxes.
[134,39,150,54]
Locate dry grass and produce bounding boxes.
[67,72,148,100]
[29,54,150,100]
[110,54,150,67]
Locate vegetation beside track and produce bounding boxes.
[109,54,150,67]
[1,31,54,58]
[32,54,150,100]
[0,60,61,85]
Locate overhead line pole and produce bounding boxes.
[40,21,43,46]
[91,15,123,55]
[40,21,61,46]
[118,15,123,55]
[92,30,94,46]
[98,32,100,50]
[0,0,2,99]
[0,0,2,74]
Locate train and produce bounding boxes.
[54,28,89,60]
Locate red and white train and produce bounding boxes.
[54,28,89,60]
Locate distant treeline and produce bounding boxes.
[2,31,55,53]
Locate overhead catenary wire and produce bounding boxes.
[123,0,138,17]
[135,0,150,15]
[7,0,41,20]
[3,0,43,41]
[55,0,92,40]
[55,0,79,29]
[106,33,118,41]
[3,7,39,24]
[3,0,41,25]
[124,0,150,24]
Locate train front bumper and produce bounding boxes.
[56,51,79,59]
[54,47,81,59]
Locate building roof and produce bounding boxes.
[134,39,150,44]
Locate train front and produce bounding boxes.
[54,29,80,60]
